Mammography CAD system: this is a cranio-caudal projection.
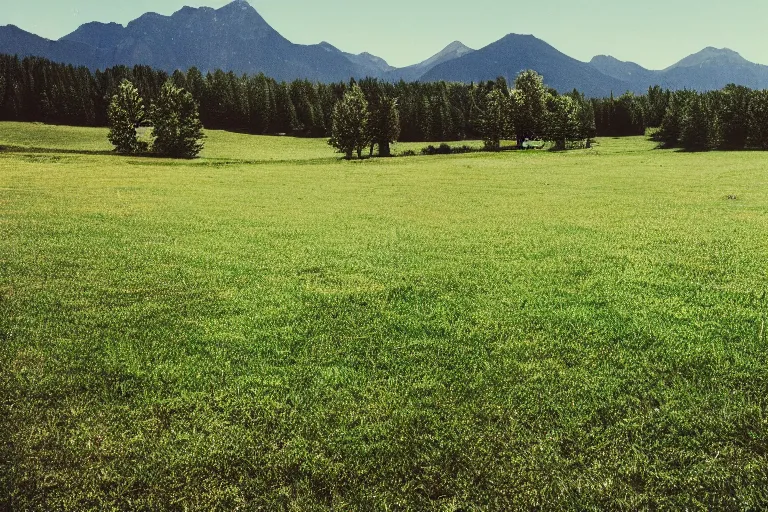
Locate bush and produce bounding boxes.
[419,144,480,156]
[420,143,453,156]
[399,149,417,157]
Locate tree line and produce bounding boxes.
[2,53,767,152]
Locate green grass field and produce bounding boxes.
[1,122,767,510]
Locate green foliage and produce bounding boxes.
[480,89,510,150]
[107,79,144,154]
[368,96,400,157]
[719,84,751,149]
[747,90,768,149]
[150,80,205,158]
[510,70,548,145]
[329,84,370,159]
[656,90,693,147]
[644,85,671,128]
[680,93,721,151]
[420,143,477,155]
[545,95,580,149]
[577,99,597,143]
[6,53,768,154]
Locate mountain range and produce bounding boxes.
[2,0,768,96]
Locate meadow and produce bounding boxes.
[1,122,767,510]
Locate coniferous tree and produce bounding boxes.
[185,67,205,105]
[107,79,144,154]
[273,81,300,134]
[718,85,751,149]
[151,80,205,158]
[656,90,693,147]
[329,84,369,159]
[645,86,670,128]
[680,93,719,150]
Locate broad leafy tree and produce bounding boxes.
[368,96,400,157]
[510,70,548,146]
[480,89,509,150]
[329,84,370,159]
[546,95,580,149]
[107,79,145,154]
[151,80,205,158]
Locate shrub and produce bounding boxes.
[421,143,453,156]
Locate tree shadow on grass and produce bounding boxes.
[0,145,166,159]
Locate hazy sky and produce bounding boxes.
[3,0,768,69]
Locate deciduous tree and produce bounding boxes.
[151,80,205,158]
[510,70,548,147]
[480,89,509,150]
[368,96,400,157]
[546,95,580,150]
[107,79,144,154]
[329,84,370,159]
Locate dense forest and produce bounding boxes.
[1,54,767,150]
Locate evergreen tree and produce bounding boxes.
[644,86,670,128]
[329,84,370,159]
[273,81,300,134]
[717,84,751,149]
[150,80,205,158]
[480,89,509,150]
[246,74,273,134]
[680,93,719,151]
[107,79,144,154]
[185,67,205,105]
[656,90,694,147]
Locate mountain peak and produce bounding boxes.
[500,33,537,42]
[590,54,620,63]
[443,41,472,52]
[218,0,256,12]
[667,47,749,70]
[430,40,474,62]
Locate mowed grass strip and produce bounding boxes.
[1,122,767,510]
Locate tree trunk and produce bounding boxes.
[357,148,362,159]
[369,142,375,157]
[379,140,391,157]
[345,150,352,160]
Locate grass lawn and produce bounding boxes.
[1,122,767,510]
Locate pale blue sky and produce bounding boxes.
[3,0,767,69]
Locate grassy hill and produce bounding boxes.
[1,123,767,509]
